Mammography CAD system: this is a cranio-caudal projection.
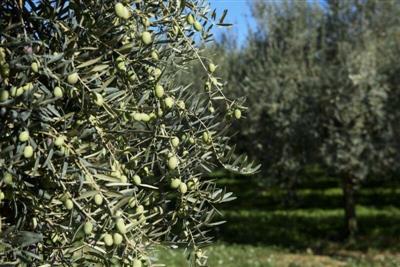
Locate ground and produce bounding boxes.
[156,169,400,266]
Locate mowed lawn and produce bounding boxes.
[156,172,400,266]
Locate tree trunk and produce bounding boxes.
[341,176,358,239]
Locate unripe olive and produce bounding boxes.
[94,93,104,106]
[187,14,195,25]
[155,84,164,98]
[140,113,150,122]
[94,194,103,205]
[151,50,159,60]
[64,199,73,210]
[202,132,210,143]
[194,21,202,31]
[16,87,24,96]
[189,137,195,144]
[115,218,126,234]
[136,205,144,214]
[141,31,153,45]
[133,174,141,185]
[54,86,63,98]
[115,3,131,19]
[179,182,188,194]
[208,63,217,73]
[23,82,34,91]
[234,109,242,119]
[23,145,34,158]
[19,131,29,142]
[67,73,79,84]
[153,68,162,78]
[54,136,65,147]
[164,97,174,109]
[170,178,181,189]
[168,156,178,170]
[171,137,180,148]
[132,259,142,267]
[0,90,9,102]
[3,172,13,185]
[104,233,113,246]
[128,197,137,208]
[0,191,5,200]
[31,62,39,73]
[10,87,17,97]
[177,100,185,110]
[209,106,215,113]
[120,175,128,183]
[84,221,93,235]
[113,233,123,245]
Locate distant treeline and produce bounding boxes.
[178,0,400,238]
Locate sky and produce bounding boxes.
[208,0,257,46]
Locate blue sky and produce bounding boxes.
[209,0,256,46]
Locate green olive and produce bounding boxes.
[104,233,113,246]
[3,172,13,185]
[202,132,210,143]
[94,93,104,106]
[23,145,34,158]
[133,174,141,185]
[84,221,93,235]
[132,259,142,267]
[155,84,164,98]
[186,14,195,25]
[0,90,9,102]
[170,178,181,189]
[171,137,180,148]
[19,131,29,142]
[54,136,65,147]
[113,233,123,245]
[141,31,153,45]
[168,156,178,170]
[115,218,126,234]
[115,3,131,19]
[179,182,188,194]
[64,199,73,210]
[0,191,5,201]
[151,50,159,60]
[54,86,63,98]
[208,63,217,73]
[194,21,202,31]
[164,97,174,109]
[94,194,103,205]
[67,73,79,84]
[136,205,144,214]
[31,62,39,73]
[234,109,242,119]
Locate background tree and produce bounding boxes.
[0,0,257,266]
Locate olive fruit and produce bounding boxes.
[54,136,65,147]
[114,3,131,19]
[103,233,113,246]
[151,50,159,60]
[170,178,181,189]
[0,191,5,201]
[67,73,79,84]
[179,183,188,194]
[94,194,103,205]
[133,259,142,267]
[0,90,9,102]
[155,84,164,98]
[168,156,178,170]
[202,132,210,143]
[84,221,93,235]
[115,218,126,234]
[208,63,217,73]
[113,233,123,245]
[194,21,202,31]
[94,93,104,106]
[164,97,174,109]
[141,31,153,45]
[54,86,63,98]
[171,137,180,148]
[19,131,29,142]
[31,62,39,73]
[3,172,13,185]
[128,197,137,208]
[64,199,73,210]
[23,145,34,158]
[186,14,195,25]
[120,175,128,183]
[133,174,141,185]
[136,205,144,214]
[234,109,242,119]
[176,100,185,110]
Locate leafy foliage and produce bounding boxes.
[0,0,258,266]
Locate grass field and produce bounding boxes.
[156,172,400,266]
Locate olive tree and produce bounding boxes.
[0,0,258,266]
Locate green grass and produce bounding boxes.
[156,173,400,266]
